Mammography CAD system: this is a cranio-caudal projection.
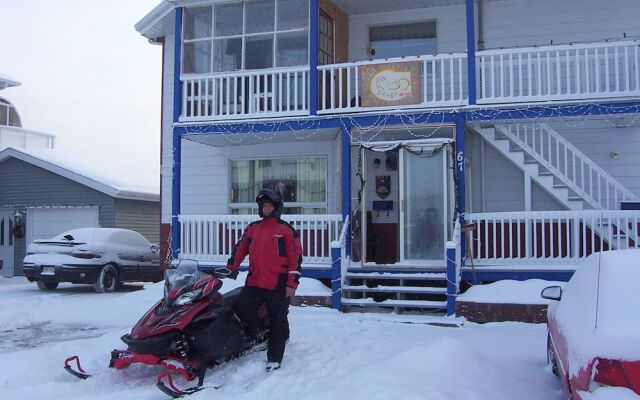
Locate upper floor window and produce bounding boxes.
[183,0,309,75]
[0,97,22,127]
[369,21,437,60]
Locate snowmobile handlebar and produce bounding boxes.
[212,267,238,280]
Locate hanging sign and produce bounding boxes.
[376,175,391,199]
[359,61,422,108]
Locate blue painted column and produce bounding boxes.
[330,242,342,310]
[455,112,466,259]
[465,0,477,105]
[171,7,183,260]
[446,243,457,316]
[341,125,351,255]
[309,0,319,115]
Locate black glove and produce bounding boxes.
[215,267,238,280]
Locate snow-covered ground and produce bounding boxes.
[0,275,567,400]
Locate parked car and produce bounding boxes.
[23,228,162,293]
[542,249,640,399]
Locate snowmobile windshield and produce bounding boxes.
[165,264,206,293]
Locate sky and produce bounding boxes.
[0,0,163,174]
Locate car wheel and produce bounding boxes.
[36,280,59,291]
[95,264,118,293]
[547,334,559,377]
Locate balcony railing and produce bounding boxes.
[0,126,55,151]
[477,39,640,104]
[317,53,469,114]
[178,40,640,121]
[181,66,309,122]
[178,214,343,264]
[465,210,640,265]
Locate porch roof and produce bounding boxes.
[0,73,20,91]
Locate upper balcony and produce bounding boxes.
[135,0,640,123]
[180,39,640,122]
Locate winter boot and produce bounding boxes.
[265,361,281,372]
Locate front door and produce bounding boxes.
[359,143,452,266]
[0,210,15,277]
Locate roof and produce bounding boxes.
[135,0,174,39]
[0,147,159,202]
[0,73,20,91]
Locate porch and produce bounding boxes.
[179,39,640,122]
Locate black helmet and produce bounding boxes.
[256,188,283,218]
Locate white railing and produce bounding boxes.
[178,214,343,264]
[0,126,55,151]
[477,40,640,104]
[496,123,639,209]
[317,53,468,114]
[466,210,640,265]
[181,66,309,121]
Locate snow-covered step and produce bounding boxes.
[344,272,446,281]
[341,298,447,309]
[342,285,447,295]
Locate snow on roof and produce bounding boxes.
[0,147,159,202]
[0,73,20,90]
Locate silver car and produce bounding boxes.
[23,228,162,293]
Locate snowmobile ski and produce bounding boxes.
[156,370,223,398]
[64,355,91,379]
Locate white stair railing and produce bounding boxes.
[496,123,639,209]
[179,214,343,263]
[466,210,640,265]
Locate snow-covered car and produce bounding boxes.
[23,228,162,293]
[542,249,640,399]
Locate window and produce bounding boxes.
[182,0,309,74]
[230,157,326,214]
[0,97,22,127]
[369,21,437,60]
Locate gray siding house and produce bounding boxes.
[0,147,160,277]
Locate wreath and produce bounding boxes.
[12,223,25,238]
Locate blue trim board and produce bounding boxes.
[465,0,477,105]
[309,0,319,115]
[462,269,575,282]
[466,101,640,121]
[454,113,466,258]
[171,7,183,259]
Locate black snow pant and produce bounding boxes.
[233,282,291,364]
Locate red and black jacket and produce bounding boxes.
[227,216,303,290]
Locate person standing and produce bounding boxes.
[227,188,302,371]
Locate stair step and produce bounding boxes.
[341,298,447,309]
[342,285,447,295]
[345,272,446,281]
[553,184,568,189]
[568,196,583,201]
[539,171,553,176]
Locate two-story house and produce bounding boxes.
[136,0,640,315]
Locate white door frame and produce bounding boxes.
[360,139,453,267]
[0,210,15,277]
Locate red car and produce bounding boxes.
[542,249,640,399]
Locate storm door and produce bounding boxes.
[359,142,452,266]
[0,210,15,277]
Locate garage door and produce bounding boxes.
[26,207,100,244]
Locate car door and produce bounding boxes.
[112,231,140,282]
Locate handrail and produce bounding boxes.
[496,123,638,209]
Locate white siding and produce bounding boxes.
[348,4,468,62]
[347,0,640,63]
[161,33,175,224]
[483,0,640,50]
[180,139,340,215]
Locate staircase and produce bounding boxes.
[341,270,449,314]
[474,122,639,211]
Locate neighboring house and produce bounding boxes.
[136,0,640,314]
[0,74,56,152]
[0,147,160,278]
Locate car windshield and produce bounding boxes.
[165,261,206,292]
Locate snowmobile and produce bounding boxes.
[64,260,269,398]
